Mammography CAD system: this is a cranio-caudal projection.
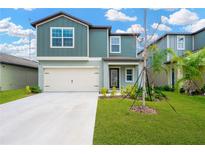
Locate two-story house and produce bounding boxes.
[31,12,143,92]
[138,27,205,87]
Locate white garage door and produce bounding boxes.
[44,67,99,92]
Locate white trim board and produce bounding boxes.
[108,62,139,65]
[125,67,134,83]
[43,66,99,69]
[177,35,185,50]
[35,15,89,28]
[110,36,121,53]
[37,57,89,61]
[50,27,75,48]
[37,57,102,61]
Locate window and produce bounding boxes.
[177,36,185,50]
[125,68,134,82]
[51,27,74,48]
[110,36,121,53]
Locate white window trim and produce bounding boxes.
[125,68,134,83]
[110,36,121,53]
[177,35,185,50]
[50,27,75,48]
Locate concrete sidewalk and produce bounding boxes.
[0,92,98,145]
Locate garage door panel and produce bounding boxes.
[44,68,99,92]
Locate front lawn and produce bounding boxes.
[0,89,30,105]
[93,92,205,144]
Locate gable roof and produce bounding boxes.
[31,11,92,27]
[0,53,38,69]
[31,11,139,36]
[137,26,205,55]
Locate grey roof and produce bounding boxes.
[103,57,143,62]
[0,53,38,69]
[110,33,139,36]
[31,11,139,36]
[31,11,92,27]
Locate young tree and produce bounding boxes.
[168,48,205,94]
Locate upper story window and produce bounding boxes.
[110,36,121,53]
[125,68,134,82]
[177,35,185,50]
[50,27,74,48]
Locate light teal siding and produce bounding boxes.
[109,36,136,57]
[38,60,103,91]
[194,30,205,50]
[147,37,167,66]
[89,29,108,57]
[0,64,38,91]
[37,16,88,57]
[168,35,192,56]
[156,37,167,49]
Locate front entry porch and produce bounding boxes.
[102,57,143,90]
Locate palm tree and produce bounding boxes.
[149,46,205,94]
[167,48,205,94]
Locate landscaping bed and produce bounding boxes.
[93,92,205,144]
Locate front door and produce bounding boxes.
[171,68,175,88]
[109,68,119,89]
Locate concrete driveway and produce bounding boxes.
[0,92,98,145]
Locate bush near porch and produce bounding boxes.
[94,92,205,144]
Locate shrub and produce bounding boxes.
[124,84,138,99]
[155,85,174,91]
[201,84,205,93]
[130,85,138,99]
[25,86,31,94]
[125,85,132,95]
[101,87,108,97]
[120,86,126,96]
[30,86,42,93]
[179,87,185,93]
[111,86,117,97]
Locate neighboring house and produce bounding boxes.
[0,53,38,91]
[31,12,143,92]
[138,28,205,87]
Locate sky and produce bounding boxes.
[1,8,205,59]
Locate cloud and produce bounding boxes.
[184,19,205,33]
[105,9,137,22]
[116,24,144,33]
[13,38,30,45]
[116,29,126,33]
[0,17,11,32]
[147,34,159,42]
[0,17,36,60]
[0,39,36,60]
[150,8,177,11]
[14,8,35,11]
[151,23,171,31]
[162,9,199,25]
[0,17,35,38]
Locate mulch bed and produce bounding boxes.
[130,105,158,114]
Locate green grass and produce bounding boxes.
[0,89,30,105]
[93,92,205,144]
